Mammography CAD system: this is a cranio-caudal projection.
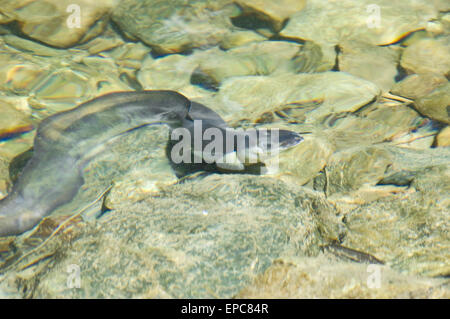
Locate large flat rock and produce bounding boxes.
[280,0,437,46]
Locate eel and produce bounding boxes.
[0,90,303,237]
[169,101,304,174]
[0,90,190,237]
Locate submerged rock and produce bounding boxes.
[0,0,448,299]
[237,256,449,298]
[391,73,448,100]
[0,51,51,95]
[289,41,336,73]
[0,175,343,298]
[191,41,301,90]
[189,40,335,91]
[338,41,400,92]
[268,135,333,186]
[137,48,219,101]
[0,100,32,141]
[106,42,151,69]
[0,38,134,113]
[320,114,392,150]
[352,102,434,149]
[2,34,68,57]
[45,125,178,222]
[415,82,450,124]
[433,0,450,12]
[219,30,266,49]
[280,0,437,46]
[217,72,380,124]
[324,145,450,277]
[0,156,9,199]
[138,53,193,91]
[400,37,450,76]
[326,144,450,196]
[0,99,34,160]
[32,69,90,103]
[112,0,240,54]
[234,0,306,32]
[342,165,450,277]
[0,0,118,48]
[436,126,450,147]
[25,63,130,113]
[73,24,124,55]
[325,146,393,196]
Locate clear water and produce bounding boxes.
[0,0,448,299]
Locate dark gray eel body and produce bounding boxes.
[0,90,302,237]
[0,90,191,237]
